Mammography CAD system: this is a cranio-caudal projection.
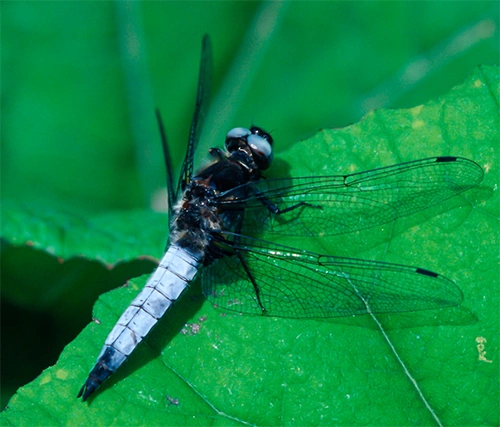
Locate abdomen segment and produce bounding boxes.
[78,244,201,401]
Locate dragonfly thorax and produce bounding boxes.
[169,126,275,262]
[170,184,218,247]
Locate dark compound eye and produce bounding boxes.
[250,126,273,145]
[226,127,251,140]
[247,133,273,170]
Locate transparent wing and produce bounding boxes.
[155,109,176,215]
[176,34,212,197]
[201,235,463,318]
[218,156,483,237]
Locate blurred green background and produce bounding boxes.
[1,0,498,410]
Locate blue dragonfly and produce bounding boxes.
[78,35,483,401]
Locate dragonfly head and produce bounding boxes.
[225,126,274,170]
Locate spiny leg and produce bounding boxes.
[254,186,322,215]
[233,218,266,314]
[236,250,266,314]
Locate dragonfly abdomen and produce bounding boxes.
[78,244,201,401]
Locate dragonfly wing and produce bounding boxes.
[221,156,483,238]
[155,109,176,216]
[176,35,213,197]
[201,235,463,318]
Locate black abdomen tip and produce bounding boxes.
[77,378,101,402]
[77,347,119,401]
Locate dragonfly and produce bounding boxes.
[78,35,483,401]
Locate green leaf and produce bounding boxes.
[2,66,498,426]
[1,201,169,266]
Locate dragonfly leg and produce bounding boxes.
[261,195,322,215]
[251,184,322,215]
[236,250,267,314]
[274,201,322,214]
[233,218,266,314]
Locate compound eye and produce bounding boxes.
[247,134,272,158]
[247,134,273,170]
[226,127,251,140]
[250,126,273,145]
